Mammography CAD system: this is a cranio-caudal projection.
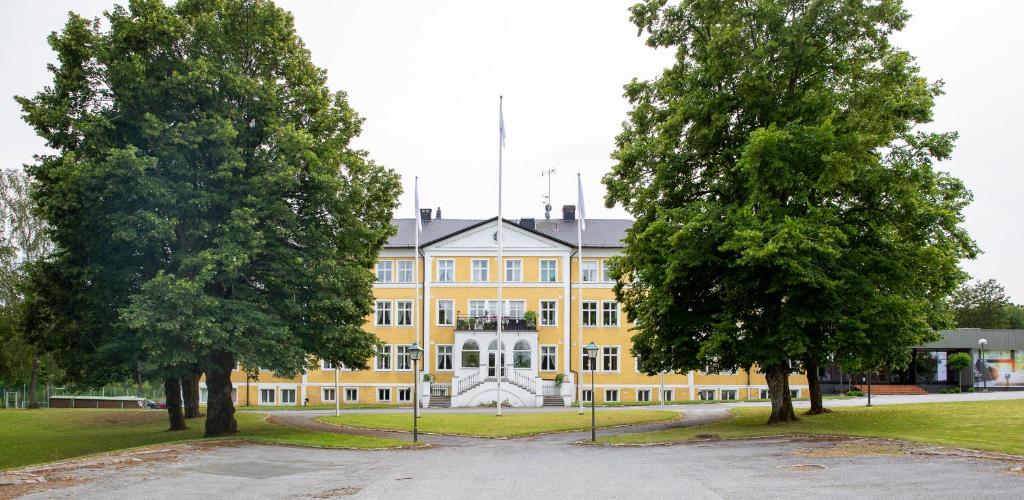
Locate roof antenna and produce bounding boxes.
[541,167,556,219]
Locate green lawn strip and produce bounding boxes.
[320,409,679,438]
[236,403,403,411]
[0,409,410,471]
[601,400,1024,456]
[596,396,853,407]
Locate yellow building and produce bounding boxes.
[206,206,807,407]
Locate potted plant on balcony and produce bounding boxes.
[554,373,565,388]
[524,310,537,330]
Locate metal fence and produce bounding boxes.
[0,382,165,409]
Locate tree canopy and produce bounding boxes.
[950,279,1024,330]
[605,0,976,422]
[17,0,400,434]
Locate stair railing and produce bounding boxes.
[456,372,481,396]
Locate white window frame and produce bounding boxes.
[601,260,612,282]
[698,389,717,401]
[602,346,620,372]
[581,260,598,282]
[322,387,337,402]
[539,300,557,327]
[436,344,453,371]
[436,299,454,326]
[760,389,770,399]
[396,344,412,371]
[539,259,557,282]
[321,359,334,370]
[661,389,674,402]
[376,344,392,371]
[344,387,359,402]
[376,387,392,402]
[471,259,489,282]
[582,301,598,327]
[790,389,801,399]
[581,389,593,402]
[259,388,276,405]
[581,347,598,371]
[505,259,522,282]
[637,388,651,402]
[395,300,413,327]
[398,387,412,402]
[721,389,738,401]
[604,389,619,403]
[601,301,619,327]
[437,259,454,282]
[280,387,297,405]
[375,260,393,283]
[396,260,414,283]
[374,300,392,326]
[540,345,557,372]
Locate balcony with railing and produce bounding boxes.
[454,315,537,332]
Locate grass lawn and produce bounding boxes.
[597,395,853,407]
[0,409,411,471]
[321,409,678,437]
[601,399,1024,455]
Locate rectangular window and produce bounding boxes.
[280,388,296,405]
[760,389,770,400]
[472,259,489,282]
[602,346,619,372]
[581,260,598,282]
[539,260,557,282]
[376,344,392,370]
[322,388,336,402]
[602,301,619,327]
[396,345,411,371]
[321,359,334,370]
[398,388,412,402]
[540,346,557,371]
[437,300,454,326]
[698,389,716,401]
[260,388,275,405]
[582,389,593,402]
[437,259,454,282]
[582,301,598,327]
[506,300,525,319]
[396,300,413,326]
[377,388,391,402]
[582,347,597,371]
[540,300,557,326]
[469,300,489,318]
[604,389,619,402]
[505,259,522,282]
[601,260,612,282]
[375,301,392,326]
[662,389,674,402]
[637,389,651,402]
[375,261,393,283]
[396,260,414,283]
[790,389,801,399]
[721,389,737,401]
[436,345,453,370]
[344,387,358,402]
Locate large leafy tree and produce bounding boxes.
[950,279,1022,329]
[18,0,399,435]
[608,0,975,422]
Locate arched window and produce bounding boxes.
[513,340,531,368]
[462,340,480,368]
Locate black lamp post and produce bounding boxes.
[584,342,599,442]
[409,343,423,443]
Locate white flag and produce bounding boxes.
[499,102,506,149]
[414,176,422,234]
[577,173,586,232]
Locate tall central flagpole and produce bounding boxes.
[496,96,505,417]
[577,173,585,415]
[414,177,422,410]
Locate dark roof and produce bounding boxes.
[916,329,1024,350]
[385,217,631,249]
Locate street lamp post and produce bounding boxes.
[584,342,599,442]
[978,338,987,392]
[409,343,423,443]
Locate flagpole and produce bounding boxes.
[496,96,504,417]
[414,176,421,407]
[577,173,584,415]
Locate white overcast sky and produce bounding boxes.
[1,1,1022,300]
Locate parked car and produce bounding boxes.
[143,399,167,409]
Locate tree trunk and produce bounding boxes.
[182,371,203,419]
[135,358,144,397]
[765,364,798,424]
[803,356,830,415]
[27,351,40,409]
[204,351,237,437]
[164,377,187,431]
